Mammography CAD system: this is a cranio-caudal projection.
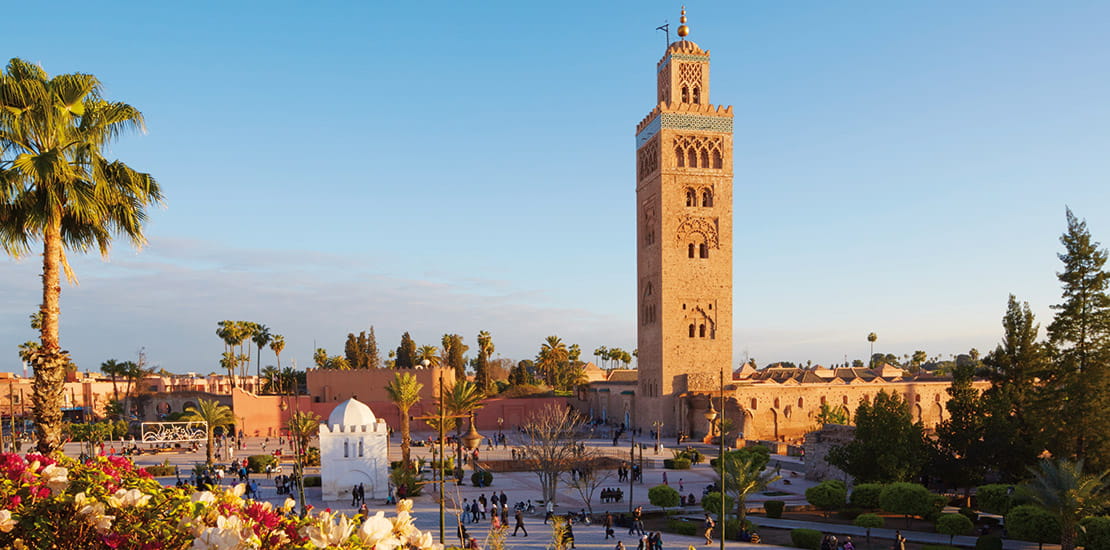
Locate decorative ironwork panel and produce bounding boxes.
[141,421,207,443]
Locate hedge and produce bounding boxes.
[303,475,321,487]
[1079,517,1110,550]
[974,535,1003,550]
[663,458,691,470]
[724,518,758,540]
[471,470,493,487]
[665,519,698,536]
[850,483,883,509]
[790,528,822,550]
[764,500,784,519]
[247,454,278,473]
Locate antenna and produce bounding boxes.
[656,21,670,48]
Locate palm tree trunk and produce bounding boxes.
[401,408,411,465]
[206,428,215,466]
[33,220,67,454]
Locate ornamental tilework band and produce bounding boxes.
[658,53,711,72]
[636,113,732,147]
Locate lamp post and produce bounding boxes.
[412,363,480,544]
[703,370,727,550]
[497,417,503,436]
[652,421,663,454]
[628,432,636,514]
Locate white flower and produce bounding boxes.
[359,512,394,546]
[191,491,216,505]
[39,464,69,496]
[109,488,151,508]
[396,499,413,513]
[0,510,15,533]
[305,511,354,547]
[281,498,296,513]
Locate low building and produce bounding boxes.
[319,398,389,502]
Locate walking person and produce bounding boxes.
[893,531,906,550]
[703,514,715,545]
[513,509,528,537]
[604,511,614,539]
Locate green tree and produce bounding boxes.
[270,335,285,373]
[395,332,417,369]
[415,345,440,368]
[878,482,936,528]
[99,359,124,405]
[445,379,484,435]
[805,480,847,518]
[365,327,381,369]
[182,398,235,466]
[701,492,735,517]
[441,333,466,374]
[1045,210,1110,470]
[933,362,986,494]
[979,295,1051,481]
[251,324,271,380]
[0,59,162,453]
[384,372,423,465]
[720,449,781,524]
[1006,505,1062,550]
[827,390,928,483]
[853,513,884,547]
[476,330,494,391]
[813,403,850,427]
[935,513,973,545]
[648,484,681,513]
[867,332,878,366]
[1022,458,1110,550]
[536,335,569,388]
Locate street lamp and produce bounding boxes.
[652,421,663,454]
[497,417,504,436]
[702,370,727,550]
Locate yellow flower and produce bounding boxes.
[281,498,296,513]
[396,499,414,513]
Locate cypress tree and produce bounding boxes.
[395,332,417,369]
[365,326,381,369]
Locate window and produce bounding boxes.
[688,149,697,168]
[699,324,706,337]
[343,440,349,458]
[686,188,696,207]
[702,189,713,207]
[774,397,781,408]
[675,146,685,167]
[700,148,709,168]
[842,395,849,405]
[712,149,723,169]
[699,243,708,258]
[750,398,758,410]
[692,86,701,104]
[688,243,695,258]
[688,324,695,338]
[798,397,805,409]
[358,439,364,457]
[681,86,689,103]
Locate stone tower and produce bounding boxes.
[635,11,733,434]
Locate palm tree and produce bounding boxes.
[217,321,238,388]
[270,334,285,372]
[100,359,124,404]
[119,360,143,404]
[1023,459,1109,550]
[287,410,321,455]
[537,336,569,387]
[445,379,485,436]
[182,398,236,466]
[251,324,271,382]
[721,451,782,524]
[260,366,281,394]
[0,59,162,453]
[416,345,441,368]
[385,372,423,465]
[867,332,878,366]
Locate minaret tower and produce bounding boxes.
[635,7,733,433]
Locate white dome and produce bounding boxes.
[328,398,376,426]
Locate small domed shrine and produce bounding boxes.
[319,397,389,502]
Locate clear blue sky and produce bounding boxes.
[3,1,1108,374]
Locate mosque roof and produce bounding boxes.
[328,397,376,426]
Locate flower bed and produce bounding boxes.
[0,452,439,549]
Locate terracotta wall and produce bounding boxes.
[306,367,454,405]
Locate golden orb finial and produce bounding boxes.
[677,6,690,38]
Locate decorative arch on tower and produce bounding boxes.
[682,304,716,340]
[672,135,724,170]
[675,216,720,249]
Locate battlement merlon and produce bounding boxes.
[635,104,734,149]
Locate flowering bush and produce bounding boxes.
[0,453,440,550]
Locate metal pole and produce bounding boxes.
[719,369,726,550]
[628,434,635,513]
[438,370,446,544]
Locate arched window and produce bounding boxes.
[842,395,849,405]
[343,440,349,458]
[692,86,701,104]
[681,86,689,103]
[700,148,709,168]
[688,243,695,258]
[358,439,364,457]
[712,149,723,169]
[675,146,685,167]
[686,188,696,207]
[699,243,708,258]
[688,324,695,338]
[774,397,781,409]
[798,397,805,409]
[750,398,758,410]
[688,148,697,168]
[699,324,706,338]
[701,189,713,207]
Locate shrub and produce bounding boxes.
[935,513,974,544]
[836,507,864,520]
[850,483,883,509]
[665,519,697,536]
[302,474,322,487]
[649,484,681,512]
[143,460,176,477]
[247,454,277,473]
[390,465,425,497]
[976,484,1015,515]
[879,482,936,527]
[470,470,493,487]
[854,513,885,541]
[1006,505,1060,546]
[702,492,735,517]
[710,446,770,471]
[1079,517,1110,550]
[664,458,691,470]
[672,447,704,464]
[764,500,784,519]
[724,518,758,540]
[303,447,320,467]
[975,534,1003,550]
[790,528,823,550]
[806,480,847,517]
[958,507,977,522]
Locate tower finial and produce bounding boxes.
[677,6,689,39]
